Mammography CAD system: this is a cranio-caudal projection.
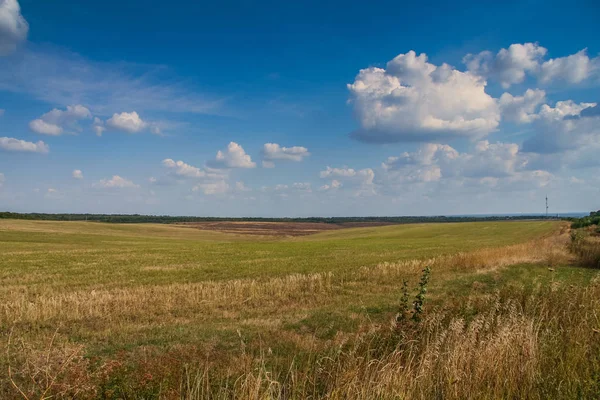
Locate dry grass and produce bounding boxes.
[181,276,600,400]
[2,273,334,325]
[360,233,570,279]
[3,235,567,328]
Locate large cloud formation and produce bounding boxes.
[348,51,499,143]
[349,43,600,146]
[0,0,28,55]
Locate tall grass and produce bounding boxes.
[181,277,600,399]
[569,231,600,269]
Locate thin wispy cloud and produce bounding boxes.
[0,45,226,115]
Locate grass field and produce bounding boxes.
[1,219,599,399]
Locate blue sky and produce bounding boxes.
[0,0,599,216]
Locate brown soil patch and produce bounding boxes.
[174,221,394,237]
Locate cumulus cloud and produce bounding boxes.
[106,111,147,133]
[0,0,28,55]
[161,159,228,182]
[319,180,342,192]
[381,141,552,192]
[384,141,527,180]
[92,117,105,136]
[499,89,546,123]
[320,166,375,184]
[29,104,92,135]
[579,104,600,118]
[94,175,139,189]
[522,100,599,154]
[465,43,599,87]
[207,142,256,169]
[162,159,207,178]
[29,119,63,135]
[464,43,547,88]
[320,166,375,196]
[0,136,49,153]
[262,143,310,166]
[348,51,499,143]
[539,49,599,84]
[72,169,83,179]
[192,180,229,195]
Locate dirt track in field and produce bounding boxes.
[174,221,395,236]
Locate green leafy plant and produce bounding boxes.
[412,266,431,322]
[396,280,410,323]
[396,267,431,325]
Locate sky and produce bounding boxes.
[0,0,599,217]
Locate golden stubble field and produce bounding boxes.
[1,219,599,399]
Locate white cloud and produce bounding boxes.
[262,143,310,166]
[0,172,4,187]
[0,136,49,153]
[235,181,251,192]
[522,100,600,154]
[464,43,547,88]
[192,180,229,195]
[348,51,499,143]
[72,169,83,179]
[499,89,546,123]
[292,182,312,192]
[92,117,105,136]
[380,141,551,192]
[320,166,375,185]
[29,119,63,135]
[29,104,92,135]
[0,46,223,114]
[539,49,599,84]
[465,43,599,87]
[94,175,139,189]
[207,142,256,169]
[319,180,342,191]
[0,108,4,116]
[106,111,147,133]
[0,0,28,55]
[162,158,207,178]
[320,166,375,197]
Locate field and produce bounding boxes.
[174,221,394,236]
[1,219,599,399]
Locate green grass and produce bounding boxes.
[0,219,557,291]
[1,219,573,398]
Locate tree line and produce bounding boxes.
[569,210,600,229]
[0,212,557,224]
